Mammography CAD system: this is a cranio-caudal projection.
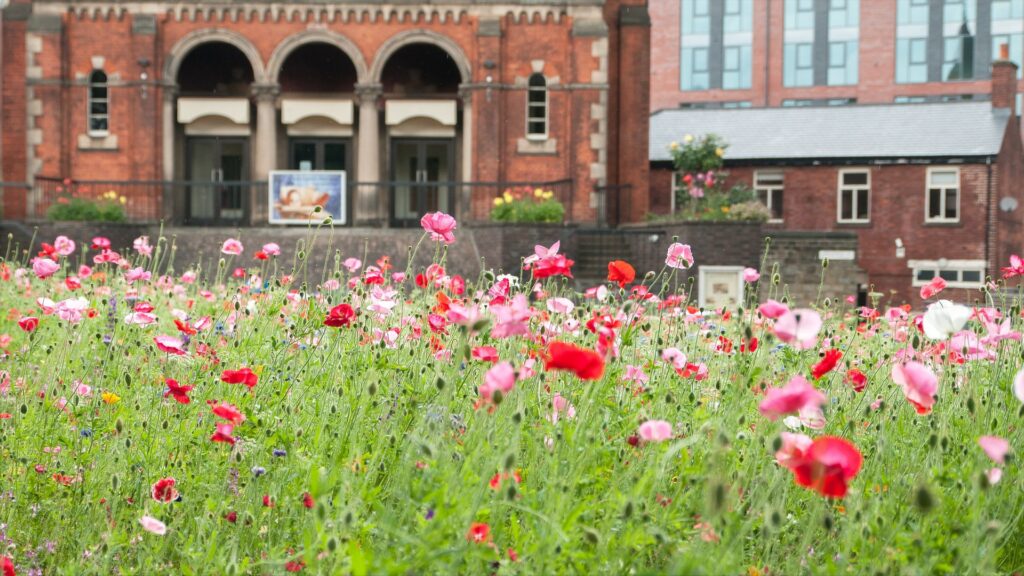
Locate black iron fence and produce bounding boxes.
[8,177,577,226]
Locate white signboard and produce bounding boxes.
[269,171,346,225]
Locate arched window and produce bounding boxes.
[526,73,547,139]
[88,70,109,135]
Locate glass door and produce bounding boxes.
[390,139,453,226]
[289,139,349,172]
[186,137,248,224]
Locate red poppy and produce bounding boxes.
[65,277,81,290]
[532,254,575,279]
[208,401,246,424]
[451,275,466,295]
[302,492,314,509]
[151,477,179,502]
[324,303,355,328]
[2,556,13,576]
[285,560,305,573]
[811,348,843,380]
[466,522,491,543]
[210,423,237,445]
[17,317,38,333]
[544,342,605,381]
[845,368,867,392]
[471,346,499,363]
[254,250,268,261]
[163,378,193,404]
[174,318,197,335]
[262,494,274,507]
[607,260,636,288]
[220,368,258,389]
[223,511,237,523]
[782,436,863,499]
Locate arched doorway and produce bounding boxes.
[171,39,259,225]
[375,39,468,226]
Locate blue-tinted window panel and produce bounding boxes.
[898,0,930,25]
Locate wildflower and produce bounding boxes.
[773,309,822,350]
[262,243,281,256]
[777,435,863,499]
[921,300,970,340]
[637,420,672,442]
[665,243,694,269]
[220,239,244,256]
[151,477,179,503]
[607,260,636,288]
[209,401,245,424]
[220,368,258,389]
[53,235,76,257]
[758,299,789,319]
[479,361,516,403]
[31,258,59,280]
[324,303,356,328]
[101,391,120,404]
[845,368,867,393]
[1014,367,1024,403]
[163,379,193,404]
[17,317,38,333]
[810,349,842,380]
[91,236,111,250]
[466,522,491,543]
[1001,254,1024,278]
[2,557,12,576]
[919,276,946,300]
[154,335,187,356]
[891,361,938,415]
[758,376,827,420]
[979,436,1010,465]
[302,492,314,509]
[420,212,457,244]
[210,423,237,445]
[133,236,153,257]
[545,342,605,381]
[139,515,167,535]
[546,297,575,314]
[343,258,362,273]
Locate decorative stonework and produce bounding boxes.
[25,33,44,183]
[517,138,557,155]
[589,37,609,196]
[266,29,369,86]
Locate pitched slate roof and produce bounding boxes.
[649,102,1012,163]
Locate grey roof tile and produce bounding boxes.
[649,102,1011,162]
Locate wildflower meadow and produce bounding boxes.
[0,214,1023,575]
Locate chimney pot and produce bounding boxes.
[991,43,1018,114]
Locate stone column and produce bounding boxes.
[354,83,382,226]
[458,86,473,222]
[251,83,279,224]
[161,85,177,222]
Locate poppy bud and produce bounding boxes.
[913,484,935,514]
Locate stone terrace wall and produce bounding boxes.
[759,231,867,308]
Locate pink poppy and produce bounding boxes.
[1014,367,1024,404]
[523,241,560,266]
[919,276,947,299]
[773,309,822,350]
[139,515,167,535]
[891,361,938,415]
[53,235,76,257]
[637,420,673,442]
[133,236,153,257]
[742,268,760,283]
[758,299,790,320]
[665,243,694,269]
[32,258,59,279]
[758,375,827,420]
[661,347,687,371]
[343,257,362,273]
[211,423,237,444]
[546,297,575,314]
[261,242,281,256]
[220,238,244,256]
[479,361,516,403]
[979,436,1010,465]
[420,212,457,244]
[774,432,813,468]
[154,335,187,356]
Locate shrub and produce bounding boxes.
[47,190,127,222]
[490,186,565,224]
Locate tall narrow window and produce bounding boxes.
[926,167,960,222]
[526,73,547,140]
[837,169,870,223]
[754,171,784,222]
[88,70,109,135]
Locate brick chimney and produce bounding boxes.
[992,43,1018,114]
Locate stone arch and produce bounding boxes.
[164,28,267,85]
[267,30,369,85]
[369,30,471,85]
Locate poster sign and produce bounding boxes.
[698,266,745,309]
[269,171,346,225]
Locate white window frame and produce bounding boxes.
[925,166,960,223]
[87,69,110,137]
[671,171,683,213]
[698,266,746,309]
[908,259,985,289]
[837,168,871,223]
[754,170,784,222]
[525,73,548,141]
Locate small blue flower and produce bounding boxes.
[251,466,266,477]
[273,448,287,457]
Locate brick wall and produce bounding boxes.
[651,160,997,307]
[760,231,867,308]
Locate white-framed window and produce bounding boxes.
[837,168,870,223]
[88,69,109,136]
[909,259,985,289]
[671,171,684,213]
[754,171,784,222]
[698,266,745,309]
[526,73,547,140]
[926,166,960,223]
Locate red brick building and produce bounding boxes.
[650,59,1024,307]
[0,0,650,226]
[652,0,1024,113]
